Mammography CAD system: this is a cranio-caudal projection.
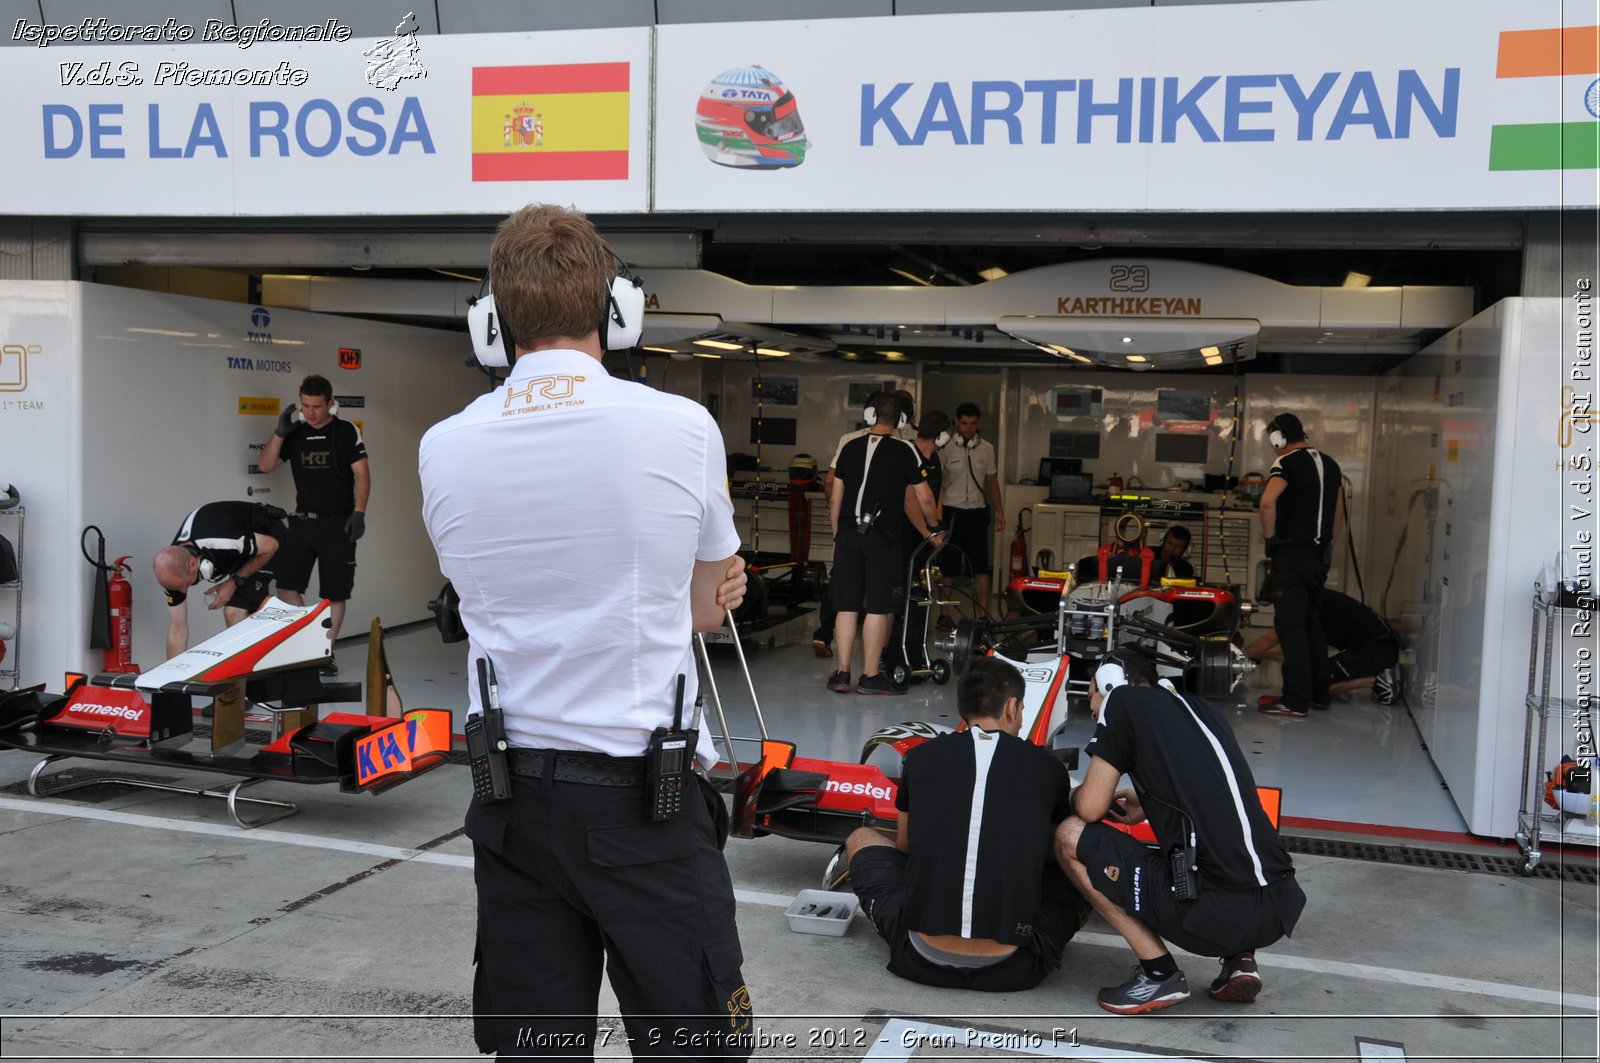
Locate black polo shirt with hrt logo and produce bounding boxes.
[895,727,1072,945]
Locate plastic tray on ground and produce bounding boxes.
[784,889,858,936]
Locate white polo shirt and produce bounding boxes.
[419,348,739,765]
[940,435,997,509]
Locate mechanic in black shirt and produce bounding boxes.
[257,374,370,675]
[843,655,1089,990]
[1257,413,1345,718]
[827,391,940,696]
[1244,589,1401,704]
[151,501,288,657]
[1055,648,1306,1015]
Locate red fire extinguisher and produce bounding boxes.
[1009,508,1031,582]
[104,556,140,674]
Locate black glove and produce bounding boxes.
[345,512,366,542]
[274,404,299,438]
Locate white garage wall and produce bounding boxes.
[0,281,484,686]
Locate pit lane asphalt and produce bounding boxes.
[0,744,1594,1062]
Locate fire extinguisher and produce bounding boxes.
[82,526,140,675]
[104,556,139,674]
[1009,508,1032,582]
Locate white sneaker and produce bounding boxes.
[1371,667,1398,705]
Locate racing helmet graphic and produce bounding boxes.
[695,65,808,169]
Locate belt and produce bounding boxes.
[293,511,349,520]
[507,748,648,787]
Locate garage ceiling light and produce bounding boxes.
[642,345,678,354]
[692,351,722,359]
[1126,354,1148,363]
[755,347,790,357]
[996,316,1260,370]
[693,338,746,351]
[978,266,1008,282]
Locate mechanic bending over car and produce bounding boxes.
[842,655,1092,991]
[419,203,753,1059]
[152,500,287,657]
[1243,588,1400,705]
[1055,648,1306,1015]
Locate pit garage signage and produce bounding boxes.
[653,0,1598,212]
[2,19,650,215]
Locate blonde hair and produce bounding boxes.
[489,204,613,352]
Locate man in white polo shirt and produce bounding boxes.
[419,203,752,1059]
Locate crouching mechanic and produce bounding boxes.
[843,655,1090,990]
[152,500,287,657]
[1055,649,1306,1014]
[420,203,753,1059]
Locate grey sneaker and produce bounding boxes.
[1208,952,1261,1003]
[1097,966,1190,1015]
[1372,667,1398,705]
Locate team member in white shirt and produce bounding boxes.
[939,402,1006,621]
[419,204,752,1059]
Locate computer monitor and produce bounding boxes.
[1048,472,1094,503]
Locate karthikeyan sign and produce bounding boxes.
[859,71,1457,147]
[653,0,1600,212]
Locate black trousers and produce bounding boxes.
[1270,544,1331,710]
[465,768,752,1060]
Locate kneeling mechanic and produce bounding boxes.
[844,655,1090,991]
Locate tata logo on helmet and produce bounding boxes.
[695,65,807,169]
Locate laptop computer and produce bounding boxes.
[1046,472,1094,504]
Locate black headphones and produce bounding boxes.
[467,249,646,368]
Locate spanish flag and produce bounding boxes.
[1488,25,1599,170]
[471,63,630,182]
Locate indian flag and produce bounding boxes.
[1489,25,1600,170]
[471,63,630,182]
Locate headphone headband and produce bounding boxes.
[468,246,647,366]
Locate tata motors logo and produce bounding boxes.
[247,306,276,345]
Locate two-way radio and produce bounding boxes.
[645,673,696,821]
[466,656,512,803]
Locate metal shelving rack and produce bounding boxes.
[0,505,22,690]
[1514,590,1597,874]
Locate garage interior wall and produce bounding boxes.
[0,281,484,684]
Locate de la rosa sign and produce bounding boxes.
[40,96,433,158]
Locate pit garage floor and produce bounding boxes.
[0,616,1595,1061]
